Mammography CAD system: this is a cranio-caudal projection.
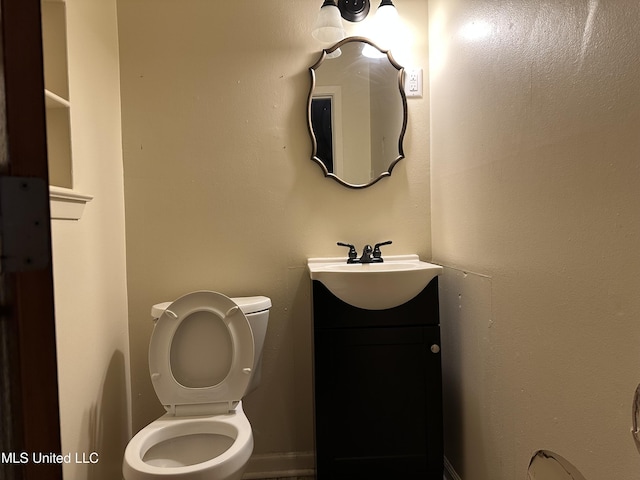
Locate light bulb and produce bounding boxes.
[373,1,400,50]
[312,1,346,43]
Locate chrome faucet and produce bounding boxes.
[337,241,392,264]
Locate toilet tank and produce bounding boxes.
[230,296,271,394]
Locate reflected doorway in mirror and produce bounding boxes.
[310,85,344,178]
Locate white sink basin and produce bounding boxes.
[308,255,443,310]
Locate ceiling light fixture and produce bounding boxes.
[312,0,399,43]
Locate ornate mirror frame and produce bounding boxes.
[307,36,408,189]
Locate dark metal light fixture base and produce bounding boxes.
[337,0,370,22]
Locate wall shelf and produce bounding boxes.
[49,186,93,220]
[45,89,70,109]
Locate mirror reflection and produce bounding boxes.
[308,37,407,188]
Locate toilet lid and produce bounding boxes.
[148,291,255,416]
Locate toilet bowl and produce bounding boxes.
[123,403,253,479]
[123,291,271,480]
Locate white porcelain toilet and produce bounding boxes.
[123,290,271,480]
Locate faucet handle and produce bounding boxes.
[373,240,392,259]
[337,242,357,260]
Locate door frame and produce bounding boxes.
[0,0,62,478]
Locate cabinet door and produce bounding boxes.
[314,325,443,479]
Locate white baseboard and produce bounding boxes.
[242,451,315,479]
[444,456,463,480]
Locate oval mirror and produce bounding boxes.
[307,37,408,188]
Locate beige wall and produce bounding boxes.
[51,0,130,478]
[117,0,430,466]
[430,0,640,478]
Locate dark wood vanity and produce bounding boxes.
[311,278,443,479]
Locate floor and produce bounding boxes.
[252,476,448,480]
[249,477,315,480]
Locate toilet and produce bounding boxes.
[123,290,271,480]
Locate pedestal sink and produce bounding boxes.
[307,254,443,310]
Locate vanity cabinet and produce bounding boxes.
[311,278,443,480]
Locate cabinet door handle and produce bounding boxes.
[430,344,440,354]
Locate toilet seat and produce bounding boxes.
[149,291,255,416]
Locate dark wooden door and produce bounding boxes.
[0,0,62,479]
